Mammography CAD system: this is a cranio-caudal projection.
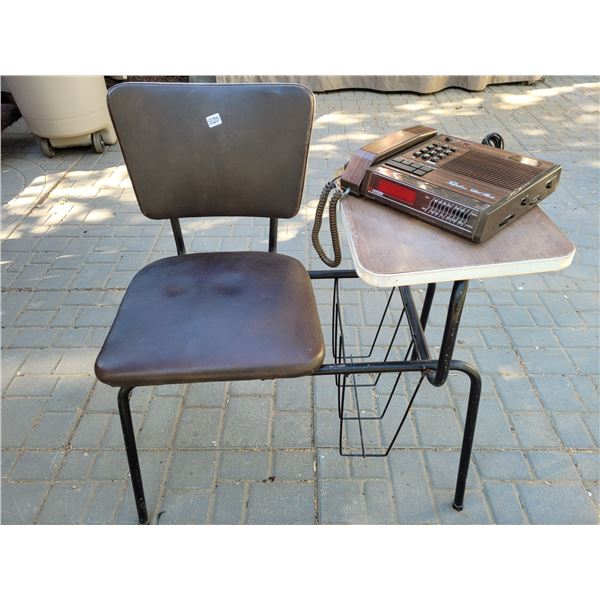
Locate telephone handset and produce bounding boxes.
[311,126,437,266]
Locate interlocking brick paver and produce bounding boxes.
[484,482,528,524]
[317,448,350,479]
[435,490,493,524]
[229,379,274,397]
[1,450,19,479]
[570,376,600,413]
[528,451,580,481]
[113,450,169,524]
[158,490,211,524]
[551,413,596,449]
[56,450,96,481]
[517,482,598,524]
[272,412,312,448]
[1,399,46,447]
[70,413,112,449]
[222,398,270,448]
[414,407,462,447]
[36,481,95,524]
[173,408,222,449]
[582,414,600,446]
[388,451,436,524]
[212,482,245,524]
[24,412,78,449]
[7,374,58,396]
[273,450,314,481]
[100,412,143,449]
[46,375,95,412]
[319,480,367,524]
[509,412,563,449]
[219,450,269,481]
[19,349,63,374]
[531,375,586,412]
[184,382,227,408]
[572,452,600,482]
[89,450,127,480]
[1,482,50,524]
[519,348,578,375]
[493,375,543,412]
[81,481,125,524]
[1,76,598,524]
[247,482,315,524]
[457,397,519,448]
[364,480,396,524]
[349,455,389,479]
[276,378,312,412]
[10,450,64,481]
[474,450,531,481]
[425,450,480,489]
[137,397,181,448]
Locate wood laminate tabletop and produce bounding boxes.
[340,196,575,287]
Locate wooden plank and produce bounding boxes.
[340,195,575,287]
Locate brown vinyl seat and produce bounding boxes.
[95,251,324,387]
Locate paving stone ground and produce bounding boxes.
[1,76,599,524]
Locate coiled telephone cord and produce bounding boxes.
[481,132,505,149]
[311,178,349,268]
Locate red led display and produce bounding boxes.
[372,177,417,205]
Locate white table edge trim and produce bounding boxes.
[341,209,576,288]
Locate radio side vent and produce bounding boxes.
[443,150,544,190]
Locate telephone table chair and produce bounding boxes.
[96,82,482,524]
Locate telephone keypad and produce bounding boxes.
[413,138,458,164]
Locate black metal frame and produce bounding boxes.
[309,270,481,513]
[116,220,481,524]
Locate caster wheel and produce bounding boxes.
[40,138,56,158]
[92,132,105,154]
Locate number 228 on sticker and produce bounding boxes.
[206,113,222,128]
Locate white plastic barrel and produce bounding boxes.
[4,76,117,156]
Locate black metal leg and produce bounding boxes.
[449,361,482,511]
[411,283,436,360]
[117,387,148,524]
[433,280,469,387]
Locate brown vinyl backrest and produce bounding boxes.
[107,82,315,220]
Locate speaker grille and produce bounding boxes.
[443,150,543,190]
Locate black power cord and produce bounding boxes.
[481,132,505,149]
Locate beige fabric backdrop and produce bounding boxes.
[214,75,541,93]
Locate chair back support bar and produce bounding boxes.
[107,82,315,221]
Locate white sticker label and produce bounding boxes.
[206,113,222,128]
